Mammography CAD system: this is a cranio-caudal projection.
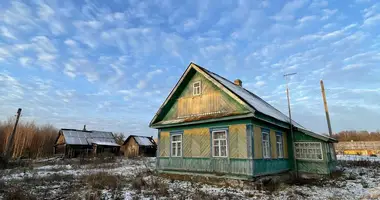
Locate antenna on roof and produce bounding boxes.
[83,125,87,131]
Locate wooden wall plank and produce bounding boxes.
[162,71,248,122]
[229,124,248,158]
[254,126,262,159]
[159,132,170,157]
[284,131,289,158]
[270,130,277,158]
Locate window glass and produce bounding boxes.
[171,134,182,157]
[294,142,323,161]
[276,134,284,158]
[212,130,227,157]
[262,129,271,158]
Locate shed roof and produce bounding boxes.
[123,135,156,146]
[57,129,118,146]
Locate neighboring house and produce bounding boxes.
[122,135,157,157]
[149,62,338,179]
[54,127,120,158]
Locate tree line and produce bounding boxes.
[1,117,379,159]
[332,130,380,142]
[0,119,57,159]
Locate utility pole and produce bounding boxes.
[320,80,333,136]
[283,73,298,179]
[4,108,22,160]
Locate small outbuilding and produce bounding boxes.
[122,135,157,157]
[54,127,120,158]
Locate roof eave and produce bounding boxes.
[150,113,255,129]
[296,127,338,143]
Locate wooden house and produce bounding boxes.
[149,62,338,179]
[122,135,157,157]
[54,128,120,158]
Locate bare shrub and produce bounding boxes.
[4,187,37,200]
[338,160,380,168]
[83,172,123,190]
[131,171,169,198]
[330,168,345,179]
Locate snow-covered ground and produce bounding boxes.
[1,157,380,200]
[337,154,380,162]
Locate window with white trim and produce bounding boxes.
[212,130,228,157]
[193,81,201,96]
[295,142,323,160]
[262,129,271,158]
[276,133,284,158]
[171,134,182,157]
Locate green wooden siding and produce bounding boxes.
[158,157,253,177]
[253,159,290,175]
[157,118,336,177]
[296,160,329,174]
[294,130,332,174]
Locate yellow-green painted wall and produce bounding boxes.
[254,126,262,159]
[253,125,288,159]
[183,128,211,157]
[229,124,248,158]
[159,131,170,157]
[158,124,248,159]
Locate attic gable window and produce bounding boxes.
[193,81,201,96]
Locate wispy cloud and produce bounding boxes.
[0,26,16,39]
[272,0,308,21]
[0,0,379,134]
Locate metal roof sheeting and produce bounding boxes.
[61,129,118,146]
[134,136,154,146]
[199,67,305,129]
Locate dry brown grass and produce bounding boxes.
[82,172,124,190]
[3,187,37,200]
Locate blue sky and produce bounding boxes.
[0,0,379,136]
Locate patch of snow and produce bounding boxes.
[337,155,380,162]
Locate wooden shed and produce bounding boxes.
[54,128,120,158]
[122,135,157,157]
[149,62,338,179]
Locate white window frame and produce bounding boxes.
[294,142,323,161]
[262,129,271,159]
[171,134,182,157]
[212,130,228,158]
[193,81,202,96]
[276,133,284,158]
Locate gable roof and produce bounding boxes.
[55,129,119,146]
[196,65,305,128]
[150,62,337,142]
[123,135,156,146]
